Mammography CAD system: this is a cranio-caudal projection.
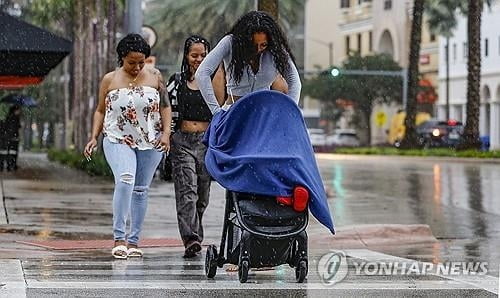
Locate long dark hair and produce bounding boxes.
[180,35,210,82]
[228,11,295,84]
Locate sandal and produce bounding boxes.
[111,245,128,259]
[127,247,143,258]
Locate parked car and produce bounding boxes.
[307,128,327,151]
[416,119,464,148]
[326,129,360,148]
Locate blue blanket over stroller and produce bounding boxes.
[203,90,335,234]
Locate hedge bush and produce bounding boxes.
[47,149,113,177]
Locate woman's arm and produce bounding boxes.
[84,72,112,157]
[195,35,232,114]
[271,74,288,94]
[212,64,226,107]
[157,71,172,151]
[281,56,302,104]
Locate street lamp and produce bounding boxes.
[308,38,334,67]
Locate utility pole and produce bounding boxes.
[125,0,142,34]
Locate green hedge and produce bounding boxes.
[332,147,500,158]
[47,149,113,177]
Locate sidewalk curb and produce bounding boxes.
[316,153,500,164]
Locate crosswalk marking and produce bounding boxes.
[0,260,26,298]
[2,250,495,295]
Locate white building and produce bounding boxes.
[437,3,500,149]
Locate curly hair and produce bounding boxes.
[228,11,295,84]
[116,33,151,66]
[180,35,210,82]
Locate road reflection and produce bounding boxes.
[319,156,500,275]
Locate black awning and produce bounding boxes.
[0,12,72,78]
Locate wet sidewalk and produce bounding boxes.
[0,153,497,297]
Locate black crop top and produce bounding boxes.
[179,83,212,122]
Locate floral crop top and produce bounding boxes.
[103,86,162,150]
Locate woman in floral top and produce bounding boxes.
[84,34,172,259]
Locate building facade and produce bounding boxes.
[436,3,500,149]
[304,0,439,144]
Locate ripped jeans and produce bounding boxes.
[103,137,163,245]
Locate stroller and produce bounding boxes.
[202,90,334,283]
[205,190,308,283]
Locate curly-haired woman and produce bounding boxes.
[195,10,301,113]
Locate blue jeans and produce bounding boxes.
[103,138,163,245]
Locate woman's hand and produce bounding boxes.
[84,138,97,160]
[155,133,171,154]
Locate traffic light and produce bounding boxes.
[330,67,340,77]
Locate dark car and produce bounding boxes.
[416,119,464,148]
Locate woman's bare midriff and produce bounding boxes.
[180,120,209,133]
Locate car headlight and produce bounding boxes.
[432,128,440,137]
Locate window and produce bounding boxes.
[485,38,489,57]
[345,35,350,56]
[357,33,362,53]
[384,0,392,10]
[453,43,457,61]
[463,42,468,59]
[369,31,373,51]
[341,0,350,8]
[430,34,436,42]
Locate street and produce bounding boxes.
[0,153,498,297]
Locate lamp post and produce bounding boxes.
[308,38,334,67]
[125,0,142,34]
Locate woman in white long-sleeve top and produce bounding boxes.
[195,10,301,114]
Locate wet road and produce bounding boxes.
[1,153,499,296]
[317,154,500,277]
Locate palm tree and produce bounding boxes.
[258,0,279,18]
[145,0,302,69]
[26,0,123,150]
[400,0,425,149]
[425,0,467,120]
[460,0,483,149]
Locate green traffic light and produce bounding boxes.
[331,68,340,77]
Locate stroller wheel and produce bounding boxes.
[205,245,218,278]
[238,260,249,283]
[295,259,308,283]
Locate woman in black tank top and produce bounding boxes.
[167,35,224,258]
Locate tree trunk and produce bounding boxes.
[106,0,118,72]
[445,37,450,120]
[363,107,372,146]
[258,0,279,19]
[400,0,424,149]
[460,0,482,150]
